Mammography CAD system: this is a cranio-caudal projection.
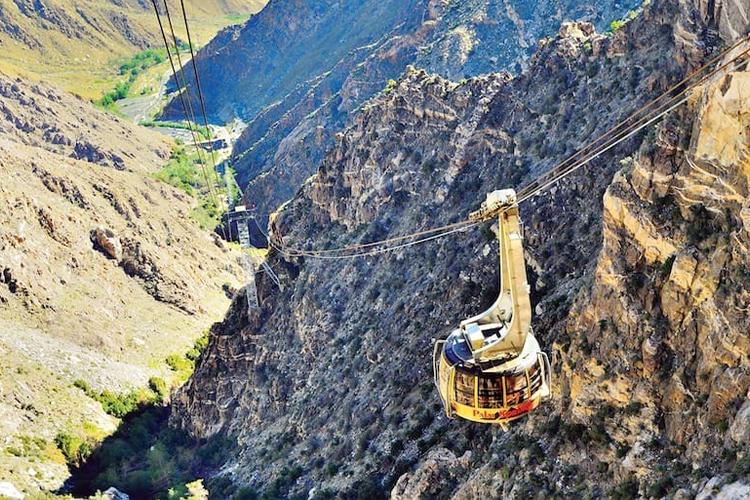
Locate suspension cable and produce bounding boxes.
[517,41,750,204]
[161,1,221,208]
[178,0,224,191]
[151,0,227,239]
[518,35,750,202]
[259,36,749,260]
[255,219,479,259]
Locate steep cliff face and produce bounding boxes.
[167,0,640,219]
[562,45,750,479]
[416,0,641,79]
[0,74,242,494]
[171,1,750,497]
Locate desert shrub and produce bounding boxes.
[235,487,259,499]
[149,377,169,402]
[166,354,193,373]
[610,475,639,499]
[647,475,674,498]
[55,432,92,467]
[624,401,643,416]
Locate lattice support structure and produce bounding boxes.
[238,254,260,312]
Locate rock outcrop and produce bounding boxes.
[172,0,750,497]
[0,73,241,495]
[166,0,641,219]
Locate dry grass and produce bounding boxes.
[0,0,267,100]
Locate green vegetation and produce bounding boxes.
[97,49,169,110]
[64,331,216,497]
[661,255,676,277]
[225,164,243,207]
[154,147,211,196]
[153,146,231,232]
[611,475,640,499]
[4,435,65,465]
[73,379,159,418]
[225,13,255,24]
[165,331,210,384]
[609,19,626,33]
[608,9,640,34]
[69,404,236,499]
[383,79,398,95]
[55,432,94,467]
[190,197,223,232]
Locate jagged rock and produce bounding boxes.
[641,335,661,377]
[102,487,130,500]
[727,397,750,444]
[173,0,750,497]
[90,228,123,261]
[696,477,750,500]
[391,448,471,499]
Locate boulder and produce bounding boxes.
[90,227,122,261]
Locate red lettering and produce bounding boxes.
[471,399,536,421]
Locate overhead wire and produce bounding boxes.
[178,0,224,192]
[162,1,222,208]
[516,35,750,203]
[151,0,227,239]
[516,40,750,204]
[261,36,749,260]
[151,0,211,193]
[254,219,479,259]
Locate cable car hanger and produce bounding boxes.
[253,37,750,427]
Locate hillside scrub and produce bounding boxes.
[97,48,178,110]
[66,330,218,497]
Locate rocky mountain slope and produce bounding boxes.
[0,73,241,495]
[171,0,750,497]
[0,0,266,99]
[166,0,641,220]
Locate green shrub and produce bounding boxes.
[55,432,92,467]
[149,377,169,402]
[153,147,204,196]
[661,255,676,277]
[610,476,639,499]
[324,463,339,477]
[74,379,94,395]
[624,401,643,416]
[235,487,259,500]
[383,79,398,95]
[647,476,673,498]
[166,354,194,373]
[186,331,210,361]
[609,20,626,33]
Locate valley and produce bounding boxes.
[0,0,266,100]
[0,0,749,498]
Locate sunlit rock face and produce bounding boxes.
[164,0,641,218]
[174,0,750,497]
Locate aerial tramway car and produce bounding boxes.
[434,189,551,428]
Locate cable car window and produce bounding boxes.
[504,373,527,405]
[528,362,543,393]
[478,376,504,408]
[506,373,527,392]
[455,372,475,405]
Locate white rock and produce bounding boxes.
[696,476,750,500]
[0,482,24,500]
[728,399,750,445]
